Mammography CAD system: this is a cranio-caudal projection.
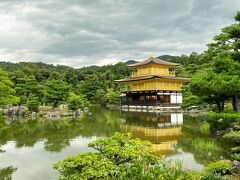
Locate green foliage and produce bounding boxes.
[54,133,193,180]
[15,76,42,104]
[27,97,40,112]
[182,94,203,108]
[117,160,193,180]
[223,131,240,144]
[68,93,88,111]
[200,122,211,135]
[203,160,232,176]
[231,153,240,161]
[105,88,120,105]
[200,172,225,180]
[0,61,131,106]
[189,70,240,112]
[231,146,240,153]
[44,80,70,108]
[0,68,20,106]
[206,113,240,131]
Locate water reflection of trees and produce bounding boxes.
[0,109,232,165]
[177,115,231,165]
[0,107,122,153]
[0,166,17,180]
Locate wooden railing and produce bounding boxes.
[121,101,179,106]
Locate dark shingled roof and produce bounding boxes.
[115,75,190,83]
[127,57,179,67]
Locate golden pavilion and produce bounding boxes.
[115,56,190,106]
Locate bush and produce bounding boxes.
[231,146,240,153]
[54,133,193,180]
[223,131,240,144]
[68,93,89,112]
[206,113,240,131]
[27,97,39,112]
[200,172,225,180]
[231,153,240,161]
[203,160,232,176]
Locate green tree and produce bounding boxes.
[27,97,40,112]
[0,69,19,106]
[68,93,89,112]
[189,70,240,112]
[207,11,240,111]
[79,75,102,102]
[106,88,120,105]
[15,76,42,104]
[44,80,70,108]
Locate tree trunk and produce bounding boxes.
[217,102,221,112]
[221,101,224,112]
[217,101,225,112]
[232,95,240,112]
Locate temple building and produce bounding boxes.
[115,56,190,107]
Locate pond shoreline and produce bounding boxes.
[0,105,90,119]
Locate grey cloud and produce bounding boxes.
[0,0,239,67]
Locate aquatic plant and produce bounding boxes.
[200,122,211,135]
[191,138,218,152]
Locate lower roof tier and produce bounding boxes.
[115,75,190,83]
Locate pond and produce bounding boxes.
[0,107,232,180]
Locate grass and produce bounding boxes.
[191,138,218,152]
[200,122,211,135]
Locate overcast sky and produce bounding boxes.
[0,0,239,67]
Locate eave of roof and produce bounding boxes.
[127,57,179,67]
[115,75,190,83]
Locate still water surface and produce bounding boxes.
[0,107,231,180]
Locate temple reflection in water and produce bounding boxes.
[120,111,183,155]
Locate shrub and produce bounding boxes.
[231,146,240,153]
[68,93,89,112]
[27,97,39,112]
[231,153,240,161]
[223,131,240,144]
[54,133,193,180]
[206,113,240,131]
[200,172,225,180]
[203,160,233,176]
[117,159,192,180]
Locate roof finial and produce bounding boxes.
[150,52,156,58]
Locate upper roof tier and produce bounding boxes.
[127,57,179,67]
